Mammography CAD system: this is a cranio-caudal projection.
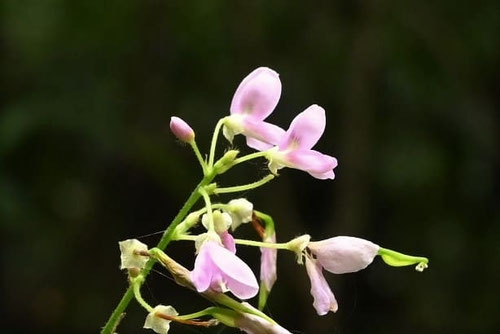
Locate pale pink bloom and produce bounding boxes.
[305,255,338,316]
[308,236,379,274]
[260,233,277,291]
[235,303,292,333]
[191,241,259,300]
[169,116,194,142]
[265,105,338,179]
[224,67,285,150]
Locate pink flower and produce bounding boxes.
[260,233,277,291]
[170,116,194,143]
[223,67,285,150]
[307,236,379,274]
[305,255,338,316]
[191,241,259,300]
[265,105,338,179]
[220,230,236,254]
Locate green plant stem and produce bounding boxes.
[190,140,207,174]
[133,277,153,313]
[208,118,225,168]
[101,173,216,334]
[213,174,274,194]
[174,234,290,250]
[199,187,214,231]
[232,151,268,165]
[175,307,219,321]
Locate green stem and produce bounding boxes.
[233,238,288,249]
[208,118,225,168]
[232,151,268,165]
[175,307,219,321]
[199,187,214,231]
[133,277,153,313]
[213,174,274,194]
[174,234,290,250]
[190,140,208,175]
[101,173,216,334]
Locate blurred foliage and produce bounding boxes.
[1,0,499,333]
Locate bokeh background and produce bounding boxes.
[2,1,499,333]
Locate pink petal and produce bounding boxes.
[193,241,259,300]
[308,236,379,274]
[246,137,275,151]
[260,234,277,291]
[170,116,194,142]
[243,119,286,149]
[305,256,338,316]
[230,67,281,120]
[286,149,337,179]
[220,231,236,254]
[279,105,326,151]
[208,243,259,299]
[191,244,214,293]
[309,170,336,180]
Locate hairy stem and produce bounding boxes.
[174,234,290,250]
[213,174,274,194]
[208,118,225,168]
[101,173,216,334]
[190,140,208,175]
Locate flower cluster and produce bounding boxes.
[104,67,429,334]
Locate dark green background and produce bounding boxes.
[2,0,499,333]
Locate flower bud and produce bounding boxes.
[213,150,239,174]
[170,116,195,143]
[143,305,178,334]
[202,210,232,234]
[307,236,379,274]
[119,239,149,270]
[226,198,253,231]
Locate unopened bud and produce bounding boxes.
[227,198,254,231]
[213,150,239,174]
[202,210,232,234]
[170,116,195,143]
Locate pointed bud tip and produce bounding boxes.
[170,116,195,142]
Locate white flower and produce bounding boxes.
[226,198,253,231]
[119,239,149,270]
[202,210,232,234]
[143,305,178,334]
